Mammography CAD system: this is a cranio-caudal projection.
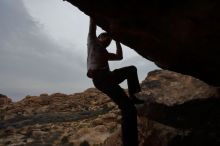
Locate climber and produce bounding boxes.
[86,17,144,146]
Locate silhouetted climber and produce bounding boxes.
[86,17,144,146]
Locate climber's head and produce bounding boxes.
[98,32,112,47]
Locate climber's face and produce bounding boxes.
[98,33,112,47]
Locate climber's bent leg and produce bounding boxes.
[112,65,141,96]
[93,77,138,146]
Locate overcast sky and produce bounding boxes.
[0,0,159,101]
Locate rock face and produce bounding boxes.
[0,94,12,107]
[104,70,220,146]
[65,0,220,86]
[0,70,219,146]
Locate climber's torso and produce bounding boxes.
[87,36,110,71]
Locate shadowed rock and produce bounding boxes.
[137,70,220,129]
[138,97,220,129]
[65,0,220,86]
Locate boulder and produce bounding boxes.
[65,0,220,86]
[40,93,49,97]
[104,70,220,146]
[0,94,12,107]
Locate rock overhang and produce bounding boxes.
[65,0,220,86]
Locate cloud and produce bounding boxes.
[0,0,92,101]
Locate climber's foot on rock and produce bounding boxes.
[130,96,144,105]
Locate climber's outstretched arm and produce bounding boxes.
[108,41,123,60]
[88,17,97,40]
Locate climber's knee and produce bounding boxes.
[129,65,137,73]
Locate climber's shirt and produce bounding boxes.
[87,33,110,71]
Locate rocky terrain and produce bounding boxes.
[65,0,220,86]
[0,88,121,146]
[1,70,219,146]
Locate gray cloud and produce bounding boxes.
[0,0,92,101]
